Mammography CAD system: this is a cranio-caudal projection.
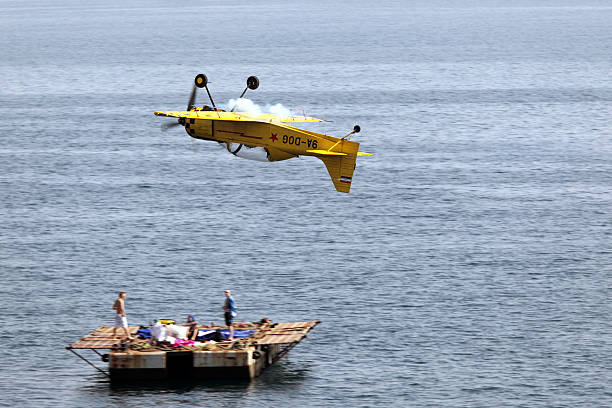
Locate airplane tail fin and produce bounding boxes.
[319,155,358,193]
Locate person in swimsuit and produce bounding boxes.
[112,292,133,340]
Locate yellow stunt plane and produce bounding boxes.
[155,74,370,193]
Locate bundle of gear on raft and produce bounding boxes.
[125,317,272,352]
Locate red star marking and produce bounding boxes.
[270,133,278,143]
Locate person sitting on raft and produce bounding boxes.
[184,315,198,340]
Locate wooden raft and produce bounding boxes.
[69,326,139,349]
[255,321,320,345]
[68,321,320,350]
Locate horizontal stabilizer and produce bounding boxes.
[357,152,372,156]
[306,150,347,156]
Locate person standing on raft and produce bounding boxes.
[112,291,133,340]
[222,290,237,341]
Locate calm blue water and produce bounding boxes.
[1,1,611,406]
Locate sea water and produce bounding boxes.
[1,0,611,406]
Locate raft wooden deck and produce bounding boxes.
[69,321,319,349]
[69,326,141,349]
[67,320,320,381]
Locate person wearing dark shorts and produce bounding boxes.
[224,310,233,326]
[222,290,236,340]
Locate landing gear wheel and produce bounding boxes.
[195,74,208,88]
[247,76,259,90]
[353,125,361,133]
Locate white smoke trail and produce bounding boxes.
[227,98,262,115]
[267,103,291,118]
[226,98,291,118]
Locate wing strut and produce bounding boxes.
[231,76,260,112]
[194,74,220,117]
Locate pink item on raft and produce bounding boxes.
[173,339,196,347]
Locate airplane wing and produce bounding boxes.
[154,111,223,119]
[279,115,324,123]
[231,113,324,123]
[154,111,182,118]
[154,110,323,123]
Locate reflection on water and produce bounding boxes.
[77,360,310,404]
[251,360,311,387]
[107,378,253,396]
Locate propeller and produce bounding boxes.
[161,74,260,129]
[161,74,207,131]
[161,121,181,131]
[161,116,186,132]
[187,83,197,110]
